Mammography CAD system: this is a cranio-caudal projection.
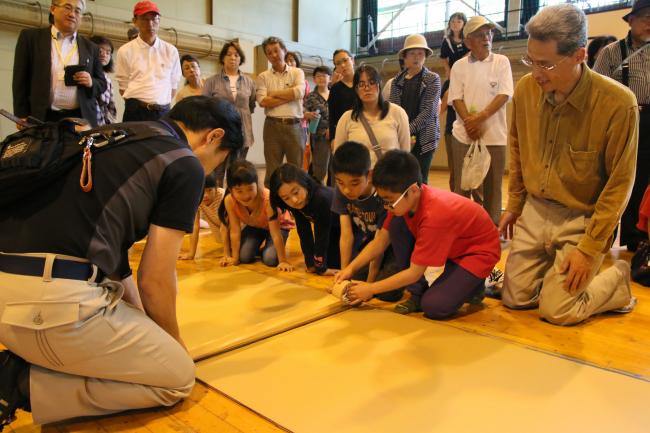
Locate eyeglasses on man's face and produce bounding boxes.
[53,3,83,16]
[469,29,493,40]
[520,55,569,71]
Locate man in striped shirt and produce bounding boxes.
[594,0,650,251]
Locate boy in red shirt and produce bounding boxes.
[336,150,501,318]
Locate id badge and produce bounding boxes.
[57,71,65,81]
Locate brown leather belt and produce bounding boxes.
[267,117,301,125]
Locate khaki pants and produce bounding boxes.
[502,196,632,325]
[0,253,195,424]
[263,118,304,187]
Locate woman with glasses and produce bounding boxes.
[90,35,117,125]
[333,65,410,167]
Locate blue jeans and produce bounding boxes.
[239,226,289,267]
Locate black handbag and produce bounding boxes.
[631,241,650,287]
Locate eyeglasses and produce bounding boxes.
[382,183,416,209]
[98,47,112,55]
[521,55,568,71]
[334,57,352,66]
[469,29,493,39]
[356,80,378,90]
[53,3,83,16]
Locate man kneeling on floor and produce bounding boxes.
[0,96,243,429]
[336,150,501,318]
[498,4,638,325]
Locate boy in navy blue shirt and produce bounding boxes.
[331,141,402,302]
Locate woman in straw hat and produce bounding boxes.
[388,33,441,184]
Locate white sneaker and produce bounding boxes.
[611,296,637,314]
[485,268,504,299]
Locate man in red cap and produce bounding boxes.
[115,1,181,121]
[594,0,650,252]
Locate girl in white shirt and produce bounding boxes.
[334,65,410,166]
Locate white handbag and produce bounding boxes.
[460,140,491,191]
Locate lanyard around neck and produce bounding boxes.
[52,34,78,66]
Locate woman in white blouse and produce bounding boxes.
[334,65,410,166]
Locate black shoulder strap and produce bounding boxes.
[80,121,176,155]
[619,39,629,88]
[78,121,177,192]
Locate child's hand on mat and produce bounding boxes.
[178,252,195,261]
[220,256,239,267]
[347,282,374,302]
[277,261,294,272]
[335,267,353,283]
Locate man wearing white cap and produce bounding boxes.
[388,34,440,184]
[448,15,513,225]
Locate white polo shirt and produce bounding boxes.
[115,36,181,105]
[448,52,513,146]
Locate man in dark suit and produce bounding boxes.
[12,0,106,128]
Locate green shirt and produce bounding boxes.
[507,66,639,257]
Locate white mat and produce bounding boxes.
[197,309,649,433]
[177,267,345,360]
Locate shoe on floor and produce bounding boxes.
[394,295,422,314]
[484,267,504,299]
[610,296,637,314]
[466,284,485,305]
[0,351,29,432]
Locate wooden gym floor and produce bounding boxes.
[6,170,649,433]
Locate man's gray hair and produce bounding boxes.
[525,4,588,55]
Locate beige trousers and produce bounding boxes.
[0,253,195,424]
[502,196,632,325]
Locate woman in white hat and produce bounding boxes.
[388,33,441,184]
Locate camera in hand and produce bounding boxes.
[64,64,87,86]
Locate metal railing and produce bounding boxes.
[350,0,632,56]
